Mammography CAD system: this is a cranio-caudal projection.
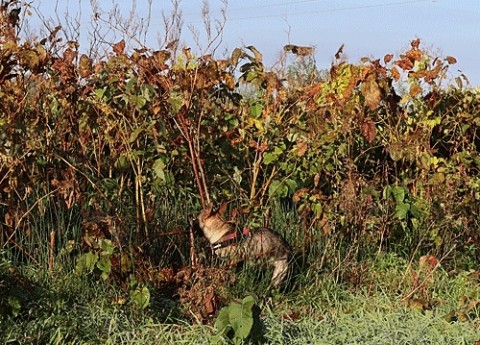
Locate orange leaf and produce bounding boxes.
[395,58,413,71]
[390,66,400,81]
[409,82,422,97]
[230,137,243,146]
[445,56,457,64]
[384,54,393,64]
[405,49,422,62]
[203,287,217,315]
[224,73,235,90]
[113,39,126,56]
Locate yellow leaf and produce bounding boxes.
[409,83,422,98]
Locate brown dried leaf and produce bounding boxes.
[78,54,92,78]
[248,140,268,152]
[419,255,438,270]
[257,143,269,153]
[361,118,376,143]
[445,56,457,64]
[314,173,320,188]
[384,54,394,64]
[48,25,62,42]
[282,311,301,321]
[217,202,228,218]
[361,73,381,110]
[411,38,421,49]
[395,58,413,71]
[295,140,308,157]
[247,45,263,63]
[406,49,423,62]
[390,66,401,81]
[203,286,217,316]
[153,50,170,65]
[113,39,126,56]
[292,188,308,203]
[285,45,315,57]
[63,48,77,64]
[335,43,345,60]
[52,58,69,76]
[231,47,244,66]
[165,39,178,50]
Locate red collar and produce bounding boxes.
[212,228,251,249]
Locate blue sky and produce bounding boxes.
[31,0,480,86]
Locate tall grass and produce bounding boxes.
[1,196,479,344]
[3,254,479,344]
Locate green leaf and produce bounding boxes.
[215,296,255,342]
[241,295,256,309]
[383,186,392,200]
[152,158,166,181]
[130,286,150,310]
[115,155,129,169]
[285,179,298,194]
[312,202,323,218]
[100,239,114,256]
[8,297,21,317]
[95,87,107,100]
[263,152,278,165]
[215,307,232,335]
[250,103,263,117]
[233,166,242,184]
[126,77,137,94]
[230,305,253,341]
[75,252,98,274]
[409,203,422,219]
[96,256,112,280]
[395,202,410,220]
[18,49,40,70]
[391,186,406,204]
[131,95,147,109]
[169,92,184,112]
[268,180,288,198]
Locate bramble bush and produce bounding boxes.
[1,2,479,311]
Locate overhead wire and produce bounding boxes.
[180,0,434,24]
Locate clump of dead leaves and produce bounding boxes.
[176,265,235,323]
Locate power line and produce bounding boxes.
[33,0,436,31]
[222,0,434,23]
[225,0,329,12]
[180,0,325,17]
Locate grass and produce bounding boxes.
[1,252,479,344]
[1,200,479,344]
